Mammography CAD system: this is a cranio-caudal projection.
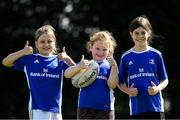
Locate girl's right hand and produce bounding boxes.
[77,55,90,70]
[127,83,138,97]
[23,41,33,55]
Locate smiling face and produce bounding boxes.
[91,40,110,61]
[130,27,150,48]
[35,33,56,56]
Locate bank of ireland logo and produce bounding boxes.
[139,68,144,72]
[43,68,48,73]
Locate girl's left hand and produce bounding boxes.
[148,81,160,95]
[106,56,117,67]
[58,47,70,61]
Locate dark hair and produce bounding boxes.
[129,15,153,43]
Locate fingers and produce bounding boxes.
[62,46,66,53]
[24,40,29,47]
[148,81,159,95]
[130,83,134,88]
[81,55,84,61]
[151,81,156,86]
[129,83,138,96]
[108,51,113,57]
[23,41,33,55]
[107,56,117,66]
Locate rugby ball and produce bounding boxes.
[72,60,99,88]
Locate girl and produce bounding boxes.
[2,25,75,120]
[64,31,119,119]
[118,15,168,119]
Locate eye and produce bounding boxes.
[40,40,45,44]
[103,48,108,52]
[48,39,53,44]
[96,47,100,50]
[134,31,139,35]
[141,31,146,35]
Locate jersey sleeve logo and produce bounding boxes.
[149,59,155,64]
[128,61,133,65]
[34,59,39,63]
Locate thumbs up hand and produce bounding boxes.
[127,83,138,97]
[23,41,33,55]
[58,47,69,61]
[106,56,117,67]
[148,81,159,95]
[58,47,75,66]
[77,55,90,70]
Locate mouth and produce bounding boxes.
[96,54,105,58]
[136,39,145,42]
[43,47,50,51]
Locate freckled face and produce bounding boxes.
[91,40,110,61]
[35,33,56,56]
[130,27,150,47]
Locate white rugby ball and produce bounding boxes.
[72,60,99,88]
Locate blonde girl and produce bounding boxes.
[64,31,119,119]
[2,25,75,120]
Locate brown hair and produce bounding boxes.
[34,25,58,54]
[129,15,153,43]
[35,25,56,41]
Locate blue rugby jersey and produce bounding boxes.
[118,46,168,115]
[13,53,69,113]
[78,59,115,110]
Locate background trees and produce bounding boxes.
[0,0,179,119]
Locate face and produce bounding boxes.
[35,33,56,56]
[91,40,110,61]
[130,27,150,47]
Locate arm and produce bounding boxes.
[158,79,169,91]
[58,47,75,66]
[148,79,168,95]
[2,41,33,67]
[148,53,169,95]
[64,55,89,78]
[106,56,119,89]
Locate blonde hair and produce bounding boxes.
[34,25,58,54]
[86,31,117,56]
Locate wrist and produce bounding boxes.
[157,86,160,93]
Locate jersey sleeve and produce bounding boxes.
[157,53,168,81]
[13,55,28,72]
[62,61,69,71]
[118,56,128,85]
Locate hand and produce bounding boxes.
[23,41,33,55]
[58,47,70,61]
[106,56,117,67]
[77,55,90,70]
[128,83,138,97]
[148,81,159,95]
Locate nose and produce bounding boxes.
[138,33,144,38]
[99,50,104,55]
[44,42,50,46]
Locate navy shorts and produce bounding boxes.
[131,112,165,120]
[77,108,114,120]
